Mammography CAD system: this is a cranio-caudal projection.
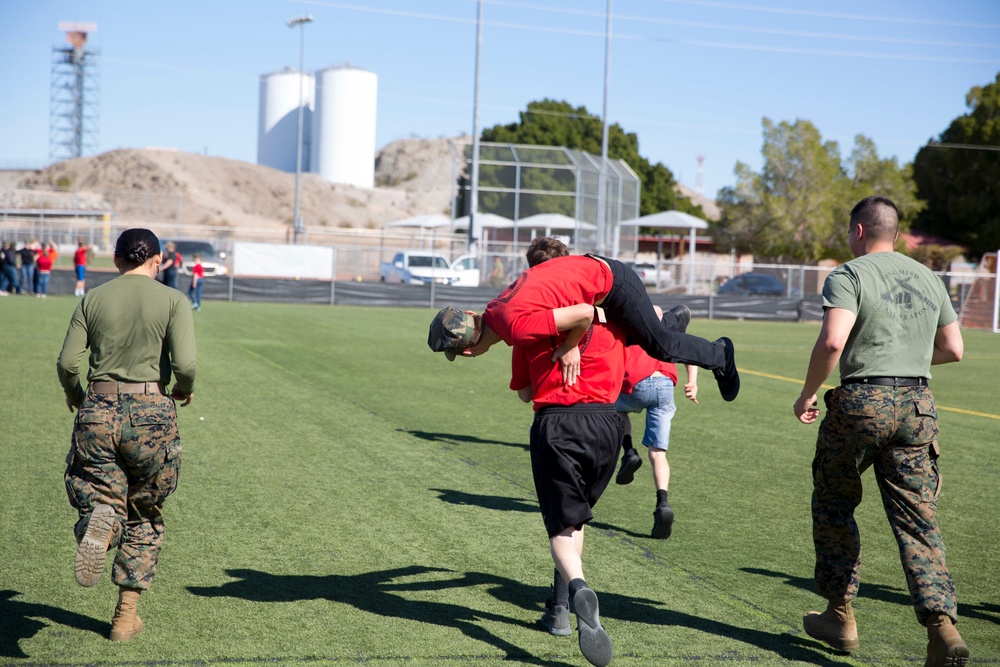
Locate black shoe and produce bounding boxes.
[651,501,674,539]
[572,587,612,667]
[540,598,571,636]
[615,449,642,485]
[668,304,691,333]
[713,337,740,402]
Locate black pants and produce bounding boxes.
[597,255,724,371]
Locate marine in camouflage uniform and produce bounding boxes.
[57,228,196,642]
[792,196,968,666]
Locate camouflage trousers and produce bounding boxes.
[811,384,957,625]
[64,390,182,590]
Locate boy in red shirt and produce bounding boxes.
[35,242,57,298]
[615,332,699,539]
[511,312,624,667]
[432,247,739,401]
[73,240,91,297]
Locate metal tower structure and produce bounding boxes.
[50,22,100,162]
[695,154,705,194]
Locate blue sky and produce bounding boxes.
[1,0,998,199]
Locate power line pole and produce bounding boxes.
[288,15,313,244]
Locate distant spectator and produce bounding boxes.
[187,253,204,310]
[18,240,38,296]
[160,242,181,289]
[36,242,57,298]
[0,242,20,295]
[489,256,506,287]
[74,240,93,297]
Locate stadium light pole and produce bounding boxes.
[288,14,313,244]
[467,0,484,252]
[597,0,612,255]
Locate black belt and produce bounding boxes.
[843,377,927,387]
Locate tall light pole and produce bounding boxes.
[288,14,312,244]
[597,0,612,255]
[467,0,484,251]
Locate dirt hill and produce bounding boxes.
[14,137,464,232]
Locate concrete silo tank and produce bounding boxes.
[257,68,314,173]
[311,65,377,188]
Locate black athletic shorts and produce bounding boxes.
[529,403,624,538]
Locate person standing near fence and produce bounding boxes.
[160,242,181,289]
[35,242,56,298]
[792,196,968,667]
[187,253,204,310]
[57,228,196,643]
[73,239,92,297]
[0,241,19,295]
[18,240,38,295]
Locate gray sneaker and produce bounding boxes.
[572,586,613,667]
[540,598,571,636]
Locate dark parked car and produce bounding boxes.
[717,272,785,296]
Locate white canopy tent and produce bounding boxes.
[383,214,452,231]
[451,213,516,241]
[616,210,711,295]
[517,213,597,240]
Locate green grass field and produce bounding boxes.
[1,296,998,666]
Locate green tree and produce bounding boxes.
[471,99,703,220]
[716,118,918,262]
[912,73,1000,258]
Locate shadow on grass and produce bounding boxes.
[0,589,106,659]
[188,567,853,665]
[188,565,573,666]
[431,488,537,513]
[403,429,529,451]
[743,567,1000,626]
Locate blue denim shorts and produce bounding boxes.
[615,375,676,450]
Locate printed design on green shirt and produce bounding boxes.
[874,271,939,321]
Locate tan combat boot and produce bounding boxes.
[803,600,859,652]
[925,613,969,667]
[75,504,118,587]
[109,587,144,642]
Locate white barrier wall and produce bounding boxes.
[232,242,333,279]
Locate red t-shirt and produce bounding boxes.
[510,321,626,411]
[484,255,614,346]
[74,247,87,267]
[36,254,54,272]
[621,345,678,394]
[191,263,205,278]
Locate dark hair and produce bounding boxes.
[850,195,899,242]
[114,228,161,269]
[526,237,569,267]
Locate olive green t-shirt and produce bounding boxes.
[822,251,956,381]
[57,273,197,406]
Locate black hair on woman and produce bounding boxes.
[114,228,161,269]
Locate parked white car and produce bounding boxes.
[626,261,668,287]
[450,254,480,287]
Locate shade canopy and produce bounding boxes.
[618,210,709,231]
[616,210,711,295]
[517,213,597,232]
[383,214,452,230]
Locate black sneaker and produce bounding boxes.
[668,304,691,333]
[713,337,740,401]
[651,501,674,539]
[540,598,571,636]
[615,448,642,485]
[572,586,612,667]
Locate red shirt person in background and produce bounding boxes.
[73,240,91,297]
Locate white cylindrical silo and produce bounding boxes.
[311,65,377,188]
[257,68,314,173]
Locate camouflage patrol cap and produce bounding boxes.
[428,306,477,361]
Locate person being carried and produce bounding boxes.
[429,237,739,401]
[792,196,968,667]
[614,309,698,539]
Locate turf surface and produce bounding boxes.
[1,296,998,666]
